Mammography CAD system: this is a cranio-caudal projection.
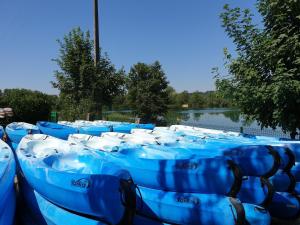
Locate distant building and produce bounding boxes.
[182,104,189,108]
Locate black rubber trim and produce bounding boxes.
[260,177,275,207]
[283,148,296,172]
[229,197,246,225]
[286,171,297,193]
[118,178,137,225]
[227,160,243,197]
[263,146,281,178]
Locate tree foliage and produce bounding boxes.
[216,0,300,138]
[52,27,125,116]
[0,89,56,124]
[127,61,170,123]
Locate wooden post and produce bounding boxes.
[94,0,100,66]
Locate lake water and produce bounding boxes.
[105,108,292,138]
[177,108,290,138]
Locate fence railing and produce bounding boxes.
[182,121,291,139]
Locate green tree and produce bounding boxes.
[127,61,170,123]
[189,91,205,109]
[52,27,125,117]
[216,1,300,138]
[0,89,56,124]
[175,91,190,108]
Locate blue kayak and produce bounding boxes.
[99,132,281,178]
[142,128,293,173]
[295,182,300,195]
[238,176,274,206]
[18,174,119,225]
[0,186,15,225]
[136,123,155,130]
[5,122,40,144]
[0,140,16,225]
[134,215,171,225]
[160,143,280,178]
[136,186,270,225]
[59,121,112,136]
[0,126,3,139]
[94,121,155,133]
[168,125,300,165]
[291,162,300,182]
[78,125,111,136]
[16,134,135,225]
[112,123,139,134]
[269,170,296,193]
[69,134,242,195]
[37,121,78,140]
[268,192,300,219]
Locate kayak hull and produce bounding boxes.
[5,122,40,144]
[0,187,16,225]
[16,136,134,225]
[0,140,16,222]
[238,177,274,206]
[37,121,78,140]
[268,192,300,219]
[136,186,270,225]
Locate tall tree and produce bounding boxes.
[215,0,300,138]
[52,27,125,118]
[127,61,170,123]
[52,28,95,103]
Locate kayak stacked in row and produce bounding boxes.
[37,120,154,138]
[147,125,300,220]
[16,134,136,225]
[5,122,40,150]
[103,130,281,211]
[0,140,16,225]
[68,133,271,224]
[4,121,298,224]
[59,120,155,135]
[13,132,270,225]
[3,120,155,150]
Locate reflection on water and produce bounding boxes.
[174,108,289,138]
[179,108,243,127]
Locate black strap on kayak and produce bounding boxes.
[283,147,296,172]
[229,197,246,225]
[118,178,137,225]
[286,171,297,193]
[227,160,243,198]
[260,177,275,208]
[263,146,281,178]
[134,185,143,211]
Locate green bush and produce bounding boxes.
[0,89,56,124]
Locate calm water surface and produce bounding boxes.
[177,108,290,138]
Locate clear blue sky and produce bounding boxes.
[0,0,260,95]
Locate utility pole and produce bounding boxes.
[94,0,100,66]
